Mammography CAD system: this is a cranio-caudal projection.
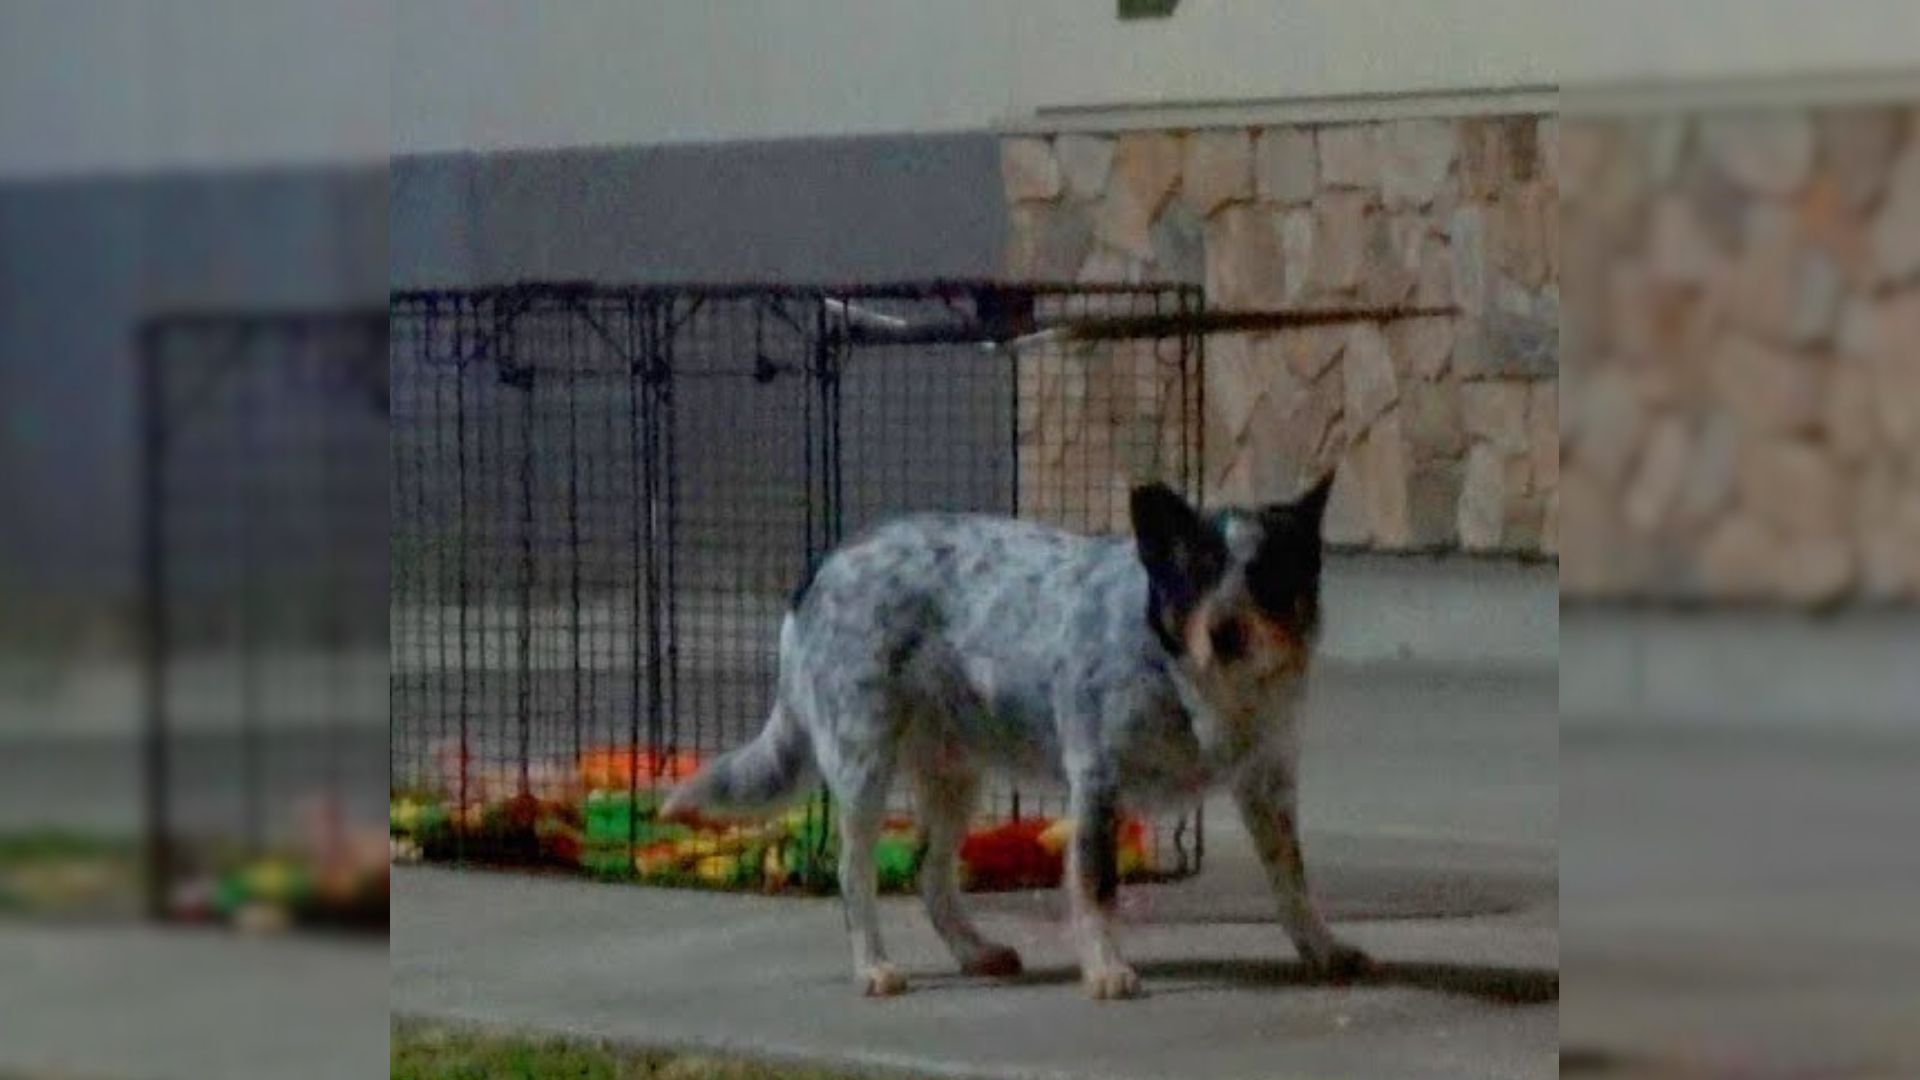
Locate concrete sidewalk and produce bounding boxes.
[0,922,388,1080]
[391,666,1560,1080]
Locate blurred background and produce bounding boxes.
[0,2,391,1078]
[1558,2,1920,1076]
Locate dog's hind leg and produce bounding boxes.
[911,765,1023,978]
[828,756,906,997]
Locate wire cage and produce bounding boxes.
[140,309,391,931]
[388,280,1207,894]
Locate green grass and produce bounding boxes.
[0,831,140,917]
[0,831,135,865]
[392,1022,928,1080]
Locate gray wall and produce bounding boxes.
[0,132,1004,604]
[391,133,1003,287]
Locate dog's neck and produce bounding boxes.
[1164,657,1308,771]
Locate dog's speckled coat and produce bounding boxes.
[665,478,1369,999]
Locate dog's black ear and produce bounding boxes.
[1130,482,1204,573]
[1130,483,1225,627]
[1292,471,1336,531]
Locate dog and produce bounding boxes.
[662,475,1370,999]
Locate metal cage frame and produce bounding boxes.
[387,280,1209,893]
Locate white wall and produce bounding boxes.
[391,0,1019,155]
[1009,0,1554,117]
[9,1,1920,178]
[1562,0,1920,90]
[0,0,389,179]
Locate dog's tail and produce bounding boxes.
[662,617,815,821]
[661,700,815,821]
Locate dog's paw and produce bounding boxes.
[1082,963,1143,1001]
[960,943,1025,979]
[857,963,909,998]
[1306,941,1375,983]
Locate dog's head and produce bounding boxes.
[1130,474,1333,695]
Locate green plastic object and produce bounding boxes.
[583,791,675,846]
[874,833,921,892]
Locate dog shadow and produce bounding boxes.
[968,957,1557,1005]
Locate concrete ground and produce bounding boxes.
[391,665,1560,1080]
[1559,608,1920,1077]
[0,922,388,1080]
[1560,725,1920,1077]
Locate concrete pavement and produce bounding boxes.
[391,665,1560,1080]
[0,923,388,1080]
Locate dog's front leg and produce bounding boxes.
[1231,757,1373,981]
[1065,778,1140,1000]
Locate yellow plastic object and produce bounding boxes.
[1037,818,1074,855]
[762,846,790,891]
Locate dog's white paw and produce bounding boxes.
[960,943,1025,978]
[857,963,909,997]
[1082,963,1142,1001]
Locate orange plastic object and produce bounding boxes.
[579,748,705,790]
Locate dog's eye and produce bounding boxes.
[1209,617,1247,662]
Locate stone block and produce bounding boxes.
[1528,380,1558,493]
[1279,208,1314,303]
[1149,200,1206,285]
[1675,411,1740,527]
[1380,119,1459,210]
[1623,416,1692,534]
[1490,180,1551,289]
[1342,322,1397,430]
[1358,407,1414,546]
[1449,205,1487,315]
[1870,140,1920,285]
[1387,315,1454,380]
[1095,132,1184,258]
[1408,458,1465,547]
[1701,111,1815,196]
[1255,126,1318,204]
[1708,333,1823,436]
[1570,367,1648,491]
[1281,324,1346,382]
[1056,134,1118,199]
[1648,196,1724,285]
[1737,436,1848,541]
[1462,380,1532,454]
[1007,204,1094,280]
[1816,106,1907,211]
[1204,204,1287,307]
[1401,378,1465,464]
[1318,124,1380,189]
[1181,129,1255,216]
[1867,290,1920,454]
[1003,137,1063,202]
[1458,442,1509,551]
[1312,190,1373,294]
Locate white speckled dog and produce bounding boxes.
[663,475,1370,999]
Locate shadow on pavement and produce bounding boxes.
[939,957,1558,1005]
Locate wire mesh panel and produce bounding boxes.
[142,310,389,931]
[388,282,1203,893]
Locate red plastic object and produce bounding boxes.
[959,819,1063,890]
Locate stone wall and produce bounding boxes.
[1560,104,1920,603]
[1002,117,1558,554]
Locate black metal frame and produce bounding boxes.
[388,280,1208,891]
[140,308,389,926]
